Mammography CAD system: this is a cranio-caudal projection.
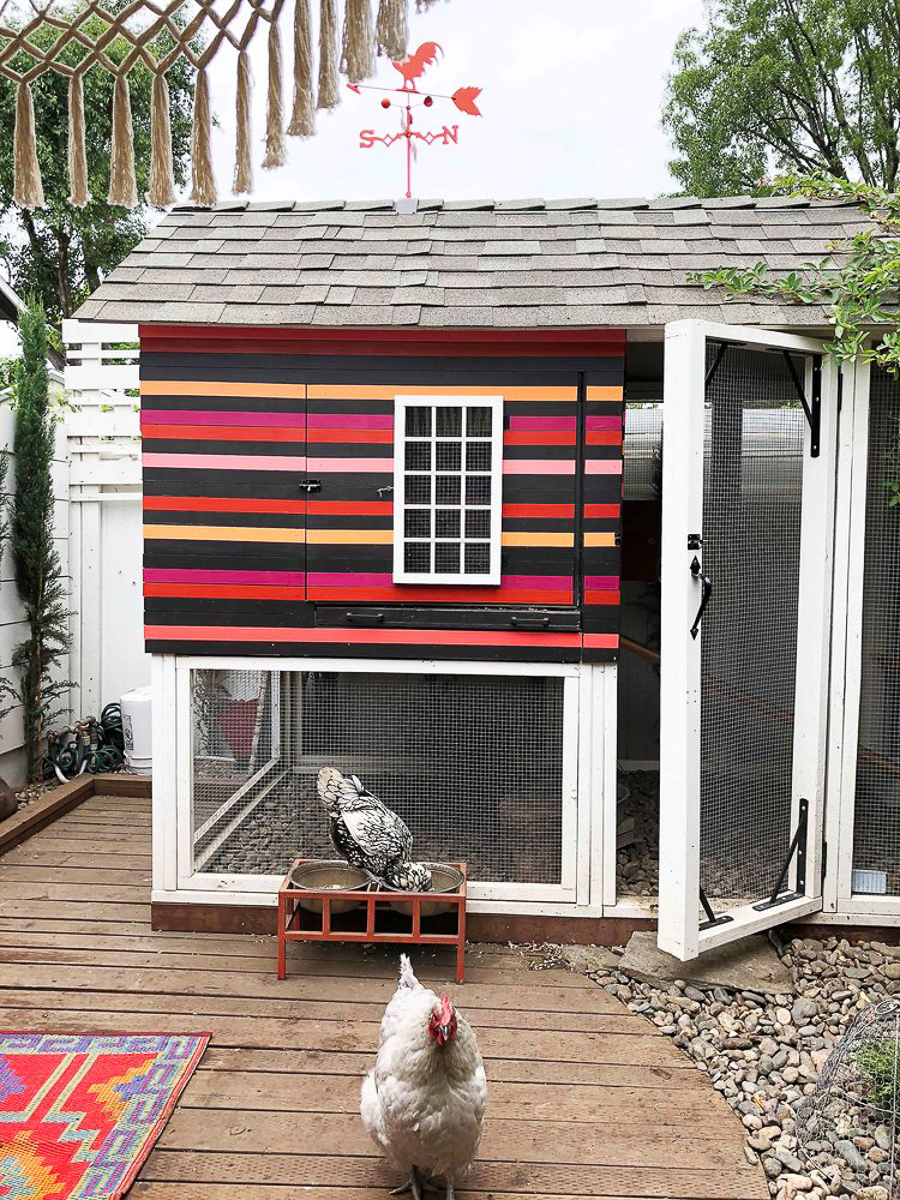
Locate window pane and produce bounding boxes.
[465,509,491,539]
[405,510,431,538]
[436,509,461,538]
[466,406,492,436]
[435,543,461,573]
[406,406,431,436]
[406,475,431,504]
[406,441,431,471]
[436,476,461,504]
[466,475,491,505]
[465,543,491,574]
[436,406,462,437]
[404,542,431,572]
[436,442,462,471]
[466,442,491,471]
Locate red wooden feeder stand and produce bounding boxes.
[277,859,467,984]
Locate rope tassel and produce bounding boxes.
[190,66,216,206]
[317,0,339,110]
[149,71,175,207]
[287,0,314,137]
[13,80,44,209]
[108,73,138,208]
[342,0,375,83]
[233,48,253,194]
[67,74,89,207]
[376,0,408,59]
[262,17,286,169]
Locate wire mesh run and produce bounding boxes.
[190,668,566,887]
[699,346,806,902]
[853,367,900,895]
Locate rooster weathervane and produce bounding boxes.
[348,43,483,199]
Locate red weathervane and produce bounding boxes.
[348,43,483,199]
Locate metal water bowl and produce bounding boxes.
[388,863,464,918]
[288,861,370,914]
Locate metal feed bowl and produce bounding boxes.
[288,861,370,914]
[388,863,464,917]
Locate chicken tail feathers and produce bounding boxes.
[398,953,420,990]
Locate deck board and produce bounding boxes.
[0,792,768,1199]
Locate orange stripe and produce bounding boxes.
[142,424,303,443]
[140,380,304,399]
[584,532,616,547]
[586,431,623,446]
[502,503,574,518]
[143,524,305,544]
[503,430,576,446]
[585,386,624,401]
[305,385,577,401]
[502,532,573,548]
[145,583,305,600]
[584,590,621,606]
[144,496,305,514]
[307,500,393,515]
[307,429,394,444]
[306,529,393,545]
[306,587,573,604]
[584,503,620,518]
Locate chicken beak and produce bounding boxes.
[437,1024,453,1045]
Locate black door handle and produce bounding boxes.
[510,615,551,629]
[689,555,712,640]
[298,479,322,493]
[345,611,384,623]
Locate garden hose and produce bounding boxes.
[45,703,126,782]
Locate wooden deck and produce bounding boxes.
[0,791,768,1200]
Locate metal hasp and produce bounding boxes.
[782,352,822,457]
[689,554,713,640]
[700,886,733,931]
[753,797,809,911]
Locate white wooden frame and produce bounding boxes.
[157,655,612,911]
[392,395,503,585]
[657,320,839,959]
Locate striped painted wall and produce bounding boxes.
[139,329,624,663]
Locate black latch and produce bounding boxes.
[298,479,322,493]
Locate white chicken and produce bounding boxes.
[361,955,487,1200]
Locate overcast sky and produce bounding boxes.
[198,0,705,207]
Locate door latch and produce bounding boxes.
[298,479,322,493]
[689,555,713,640]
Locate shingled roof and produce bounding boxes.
[73,195,874,330]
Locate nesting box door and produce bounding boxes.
[657,320,840,960]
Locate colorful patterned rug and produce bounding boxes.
[0,1032,209,1199]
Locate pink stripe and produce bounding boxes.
[503,460,575,475]
[585,460,623,475]
[586,416,622,431]
[306,572,572,588]
[145,568,305,585]
[308,457,394,472]
[307,413,394,429]
[142,410,305,427]
[585,575,620,589]
[144,453,307,472]
[508,416,576,431]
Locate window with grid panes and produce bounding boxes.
[393,396,503,584]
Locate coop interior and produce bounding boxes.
[615,343,900,913]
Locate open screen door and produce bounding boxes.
[658,320,839,960]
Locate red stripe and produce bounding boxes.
[144,624,583,647]
[503,430,576,446]
[586,430,623,446]
[307,429,394,444]
[145,583,305,600]
[583,633,619,648]
[306,587,573,604]
[143,496,305,514]
[140,424,303,443]
[584,503,621,518]
[306,500,393,515]
[584,590,621,606]
[502,503,574,518]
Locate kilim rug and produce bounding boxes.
[0,1032,209,1199]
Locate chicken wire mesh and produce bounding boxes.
[797,1000,900,1195]
[852,367,900,896]
[190,667,566,886]
[699,346,807,903]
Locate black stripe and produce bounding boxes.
[143,439,306,457]
[142,396,302,413]
[144,511,304,530]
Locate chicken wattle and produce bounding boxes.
[361,954,487,1200]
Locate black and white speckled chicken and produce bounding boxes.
[317,767,432,892]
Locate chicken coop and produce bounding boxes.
[74,195,900,955]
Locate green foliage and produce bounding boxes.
[0,1,194,328]
[857,1038,900,1111]
[1,299,71,780]
[663,0,900,196]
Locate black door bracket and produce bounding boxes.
[753,798,809,911]
[782,352,821,458]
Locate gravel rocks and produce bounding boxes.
[541,934,900,1198]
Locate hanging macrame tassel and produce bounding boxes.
[233,48,253,195]
[376,0,408,59]
[108,73,138,208]
[317,0,339,110]
[190,66,216,206]
[67,74,89,207]
[287,0,315,136]
[342,0,375,82]
[149,71,175,207]
[262,18,286,168]
[13,81,44,209]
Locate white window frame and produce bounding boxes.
[392,394,503,585]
